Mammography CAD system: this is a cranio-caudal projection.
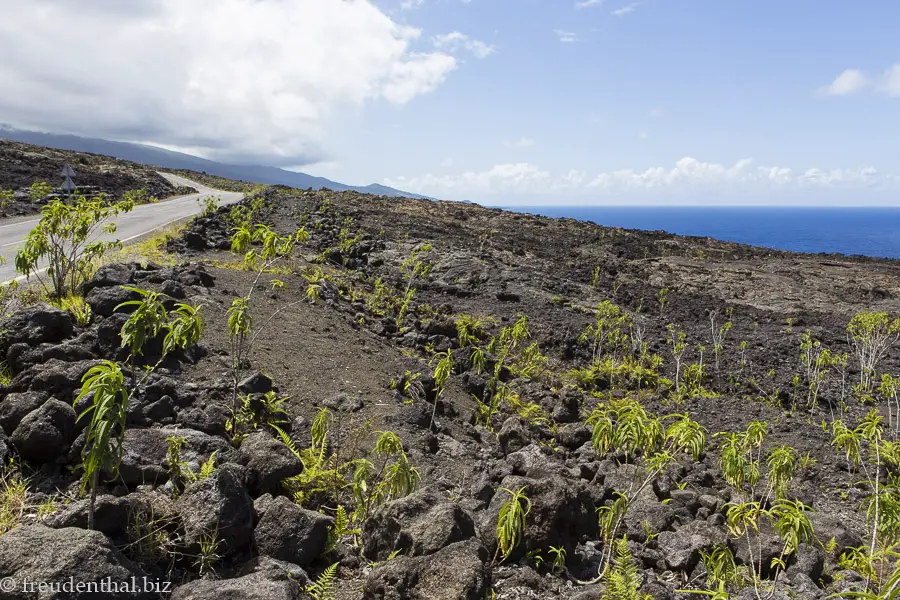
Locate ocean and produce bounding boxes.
[502,206,900,260]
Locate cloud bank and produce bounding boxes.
[385,157,898,203]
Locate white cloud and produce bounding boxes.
[879,64,900,97]
[585,158,887,191]
[820,69,870,96]
[386,157,898,199]
[504,137,536,148]
[575,0,604,8]
[554,29,580,43]
[385,163,551,195]
[433,32,496,59]
[612,2,640,16]
[563,169,587,186]
[400,0,424,9]
[0,0,461,165]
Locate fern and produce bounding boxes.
[602,536,652,600]
[324,505,360,553]
[198,451,217,480]
[272,424,302,459]
[306,562,338,600]
[273,423,344,506]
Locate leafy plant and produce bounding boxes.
[765,444,797,499]
[0,188,14,212]
[198,195,220,217]
[456,313,487,348]
[0,461,31,535]
[164,436,218,498]
[227,391,289,440]
[15,193,134,298]
[667,324,688,397]
[709,308,733,374]
[51,294,92,326]
[190,530,222,577]
[548,545,567,574]
[429,350,453,429]
[74,290,205,529]
[74,361,127,531]
[118,287,169,357]
[227,223,308,408]
[495,486,532,562]
[580,300,630,363]
[29,181,52,204]
[698,544,748,590]
[848,312,900,395]
[397,243,433,323]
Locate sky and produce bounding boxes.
[0,0,898,205]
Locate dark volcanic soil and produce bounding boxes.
[2,181,900,600]
[0,140,194,216]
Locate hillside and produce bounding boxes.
[0,179,899,599]
[0,128,433,200]
[0,139,196,216]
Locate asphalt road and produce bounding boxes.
[0,173,244,284]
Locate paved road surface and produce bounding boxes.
[0,173,243,284]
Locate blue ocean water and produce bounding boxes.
[503,206,900,260]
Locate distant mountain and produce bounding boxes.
[0,127,433,200]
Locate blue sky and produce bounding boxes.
[312,0,900,204]
[2,0,898,205]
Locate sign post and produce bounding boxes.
[61,164,76,201]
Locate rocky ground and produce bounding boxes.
[0,140,195,216]
[0,182,899,599]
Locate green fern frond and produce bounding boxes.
[306,562,338,600]
[601,536,652,600]
[198,451,217,480]
[271,424,303,460]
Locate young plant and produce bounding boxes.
[429,350,453,430]
[580,300,630,363]
[397,243,433,324]
[15,193,134,297]
[122,189,157,205]
[456,313,486,348]
[193,530,223,578]
[29,181,53,204]
[667,324,688,397]
[227,391,289,440]
[600,536,652,600]
[0,188,13,213]
[75,290,205,528]
[800,330,835,411]
[227,223,309,408]
[495,486,532,562]
[52,294,93,326]
[848,312,900,395]
[198,195,220,217]
[880,375,900,438]
[548,546,567,574]
[709,308,733,374]
[306,563,338,600]
[74,361,128,531]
